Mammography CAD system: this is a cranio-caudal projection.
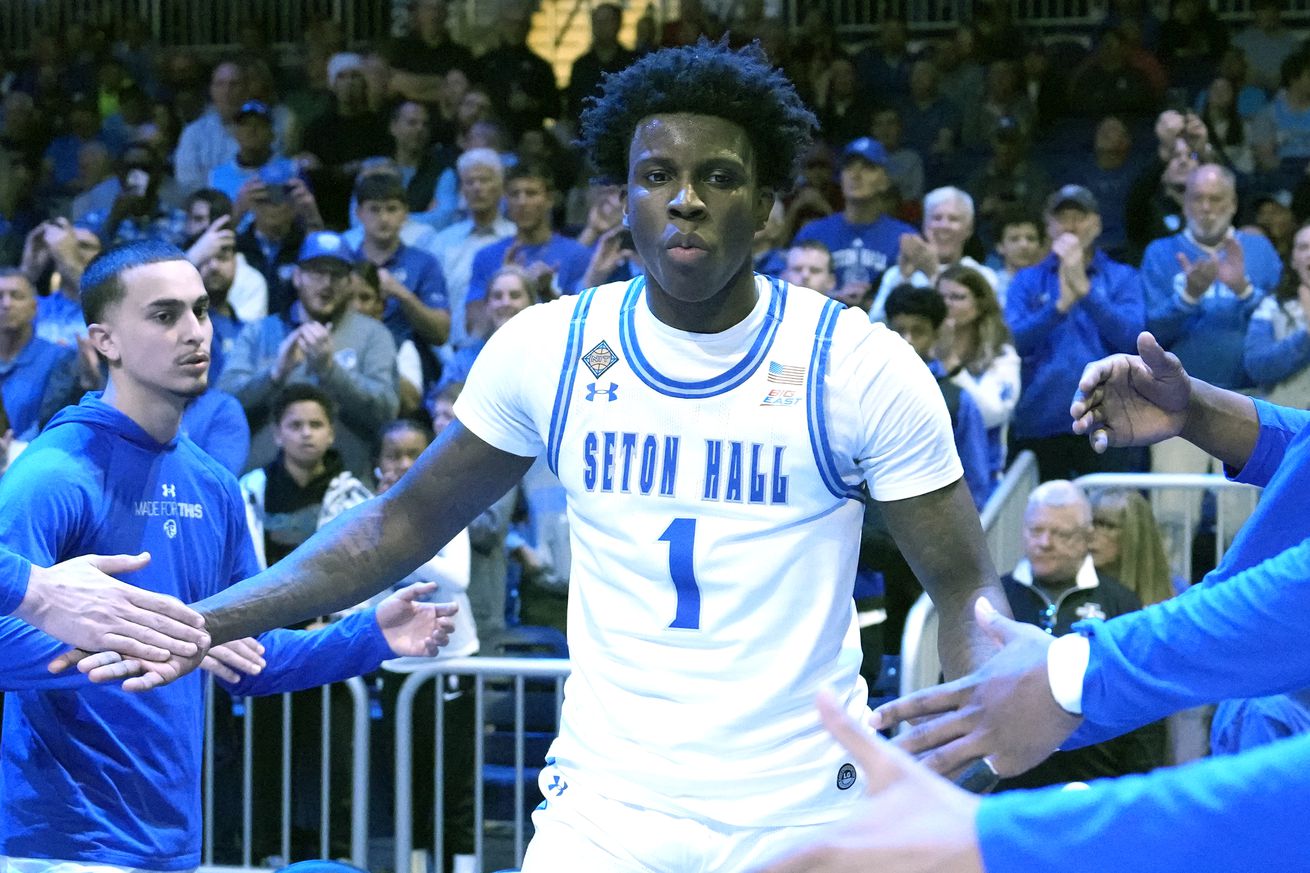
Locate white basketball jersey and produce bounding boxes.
[456,274,961,826]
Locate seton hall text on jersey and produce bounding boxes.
[581,432,790,505]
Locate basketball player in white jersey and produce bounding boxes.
[74,40,1008,872]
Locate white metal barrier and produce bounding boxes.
[201,675,373,870]
[393,657,570,873]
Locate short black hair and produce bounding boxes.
[884,283,946,330]
[186,188,234,221]
[997,205,1043,236]
[354,172,408,207]
[80,240,188,325]
[379,418,434,448]
[272,382,336,424]
[578,39,818,192]
[505,160,556,192]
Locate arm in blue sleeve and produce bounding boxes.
[1243,317,1310,387]
[1004,269,1063,356]
[0,549,32,615]
[0,616,93,691]
[216,608,392,697]
[977,732,1310,873]
[1227,399,1310,487]
[1067,538,1310,746]
[954,392,991,511]
[465,248,495,305]
[1083,268,1145,353]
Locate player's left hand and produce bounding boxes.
[752,692,983,873]
[376,582,458,657]
[199,637,267,683]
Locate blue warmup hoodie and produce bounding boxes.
[0,393,394,869]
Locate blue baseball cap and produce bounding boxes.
[840,136,888,168]
[235,100,272,123]
[297,231,354,268]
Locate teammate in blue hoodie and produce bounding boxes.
[0,240,456,871]
[759,331,1310,873]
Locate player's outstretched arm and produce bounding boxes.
[753,692,983,873]
[64,421,529,692]
[375,581,459,657]
[199,420,529,645]
[877,477,1008,679]
[871,598,1083,779]
[14,552,209,661]
[1070,331,1258,469]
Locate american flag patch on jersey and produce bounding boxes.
[767,361,806,385]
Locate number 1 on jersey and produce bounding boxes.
[659,518,701,630]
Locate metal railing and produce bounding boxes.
[393,657,571,873]
[201,675,373,870]
[1074,472,1260,584]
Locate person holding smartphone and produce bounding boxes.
[82,141,187,248]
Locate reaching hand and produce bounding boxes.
[753,693,984,873]
[199,637,267,683]
[870,598,1082,779]
[16,552,209,661]
[1070,331,1191,453]
[376,582,458,657]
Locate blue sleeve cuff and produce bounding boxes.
[1227,399,1310,486]
[0,551,33,616]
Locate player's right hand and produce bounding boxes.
[1070,331,1191,454]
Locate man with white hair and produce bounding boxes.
[1143,164,1280,391]
[996,479,1160,789]
[427,147,515,352]
[1141,163,1282,568]
[869,186,998,322]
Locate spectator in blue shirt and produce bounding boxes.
[0,269,77,441]
[1006,184,1144,481]
[465,160,590,336]
[792,137,916,311]
[352,172,451,351]
[1141,164,1281,569]
[207,100,299,208]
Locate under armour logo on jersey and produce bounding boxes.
[547,774,568,796]
[582,340,619,378]
[162,483,176,498]
[586,382,619,402]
